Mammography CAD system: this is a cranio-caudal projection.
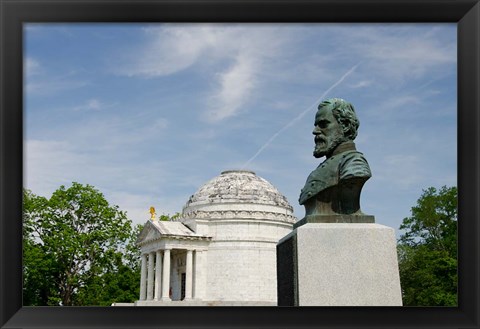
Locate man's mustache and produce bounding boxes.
[315,136,326,144]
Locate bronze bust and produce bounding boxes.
[296,98,374,228]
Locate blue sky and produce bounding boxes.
[24,23,457,235]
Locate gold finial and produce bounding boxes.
[149,206,156,221]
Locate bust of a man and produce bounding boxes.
[297,98,374,227]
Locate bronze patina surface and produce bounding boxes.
[298,98,374,226]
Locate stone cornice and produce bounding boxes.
[179,210,296,223]
[137,234,212,247]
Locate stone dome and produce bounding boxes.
[182,170,294,216]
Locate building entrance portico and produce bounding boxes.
[135,220,210,305]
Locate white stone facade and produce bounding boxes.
[135,170,295,306]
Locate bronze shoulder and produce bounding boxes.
[339,151,371,180]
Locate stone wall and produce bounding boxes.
[205,245,277,302]
[203,217,292,303]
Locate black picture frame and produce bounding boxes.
[1,0,478,328]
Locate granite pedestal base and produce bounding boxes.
[293,214,375,229]
[277,223,402,306]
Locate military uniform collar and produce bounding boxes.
[329,141,356,158]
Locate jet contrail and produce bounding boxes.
[242,63,360,169]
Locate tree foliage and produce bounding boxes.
[159,212,180,221]
[397,186,457,306]
[23,183,141,306]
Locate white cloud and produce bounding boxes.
[116,25,290,123]
[73,98,115,111]
[26,72,88,95]
[25,23,75,37]
[25,24,42,33]
[107,190,186,226]
[34,101,171,153]
[206,54,257,122]
[24,139,180,226]
[106,191,159,225]
[24,56,88,96]
[24,138,178,216]
[349,80,373,89]
[24,140,86,197]
[369,95,422,119]
[344,26,456,83]
[118,25,219,77]
[375,154,422,189]
[25,57,41,76]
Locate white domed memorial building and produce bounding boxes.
[135,170,296,306]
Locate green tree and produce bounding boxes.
[159,212,180,221]
[23,183,141,306]
[23,189,57,305]
[397,186,457,306]
[73,223,143,306]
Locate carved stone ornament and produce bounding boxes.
[180,209,296,223]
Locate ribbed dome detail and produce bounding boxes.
[182,170,293,213]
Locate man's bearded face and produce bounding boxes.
[312,107,345,158]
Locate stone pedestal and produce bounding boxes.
[277,223,402,306]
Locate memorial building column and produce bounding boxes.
[184,249,193,300]
[161,249,171,301]
[147,251,155,300]
[139,253,147,300]
[193,250,206,300]
[154,250,162,300]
